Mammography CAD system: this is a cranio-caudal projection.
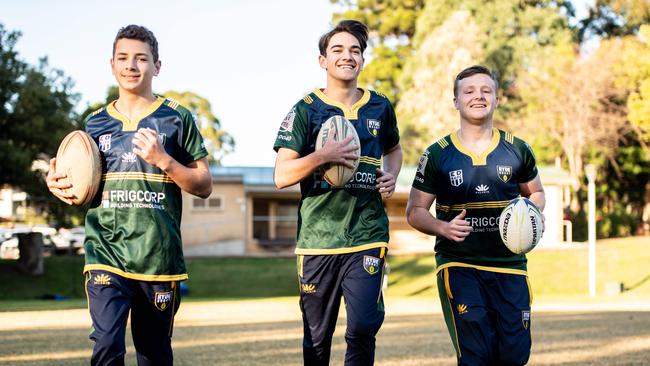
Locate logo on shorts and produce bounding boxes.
[154,291,173,311]
[363,256,381,275]
[99,134,112,152]
[158,133,167,145]
[94,273,111,286]
[301,283,316,294]
[366,119,381,136]
[449,169,463,187]
[497,165,512,183]
[457,304,468,315]
[522,310,530,329]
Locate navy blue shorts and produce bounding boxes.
[298,247,387,366]
[437,266,532,366]
[85,270,181,366]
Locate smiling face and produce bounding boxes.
[454,73,499,125]
[111,38,160,97]
[319,31,364,84]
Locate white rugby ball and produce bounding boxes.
[498,197,543,254]
[55,130,102,206]
[315,115,361,187]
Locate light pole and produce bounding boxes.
[585,164,597,297]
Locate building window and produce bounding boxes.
[192,195,224,211]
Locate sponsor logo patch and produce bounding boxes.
[449,169,463,187]
[497,165,512,183]
[366,119,381,136]
[417,152,429,176]
[99,134,111,152]
[457,304,468,315]
[94,273,111,286]
[363,255,381,275]
[301,283,316,294]
[522,310,531,329]
[280,108,296,133]
[154,291,173,311]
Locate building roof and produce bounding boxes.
[210,165,574,193]
[210,166,275,185]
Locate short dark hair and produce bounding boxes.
[318,20,369,57]
[454,65,499,97]
[112,25,159,63]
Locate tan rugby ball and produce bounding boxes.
[315,115,361,187]
[55,130,102,205]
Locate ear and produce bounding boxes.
[110,58,116,76]
[494,95,500,109]
[154,60,161,76]
[318,54,327,70]
[453,97,460,111]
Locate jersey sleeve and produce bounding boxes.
[383,99,400,151]
[411,147,437,194]
[180,108,209,164]
[273,102,308,154]
[515,139,538,183]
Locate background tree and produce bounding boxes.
[163,91,235,165]
[0,23,82,226]
[331,0,426,103]
[392,0,575,162]
[579,0,650,41]
[396,10,484,163]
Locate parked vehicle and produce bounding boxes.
[55,227,86,255]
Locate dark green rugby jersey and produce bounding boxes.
[274,89,400,255]
[412,129,538,274]
[83,96,208,281]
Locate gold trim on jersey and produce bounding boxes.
[103,172,174,183]
[294,241,388,255]
[106,96,166,131]
[83,264,189,281]
[435,199,511,212]
[313,88,371,120]
[436,137,449,149]
[90,107,104,118]
[434,262,528,276]
[358,156,381,167]
[303,95,314,104]
[450,128,501,166]
[505,131,514,144]
[166,99,180,110]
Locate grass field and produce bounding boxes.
[1,236,649,311]
[0,298,648,365]
[0,237,649,364]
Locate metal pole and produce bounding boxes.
[585,164,597,297]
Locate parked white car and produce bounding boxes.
[55,227,86,254]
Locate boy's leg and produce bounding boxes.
[86,270,133,366]
[341,248,386,366]
[436,267,497,366]
[492,273,532,366]
[130,280,181,366]
[299,254,343,366]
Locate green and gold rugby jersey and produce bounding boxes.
[83,96,208,281]
[274,89,400,255]
[412,129,538,274]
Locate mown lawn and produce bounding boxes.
[1,236,648,311]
